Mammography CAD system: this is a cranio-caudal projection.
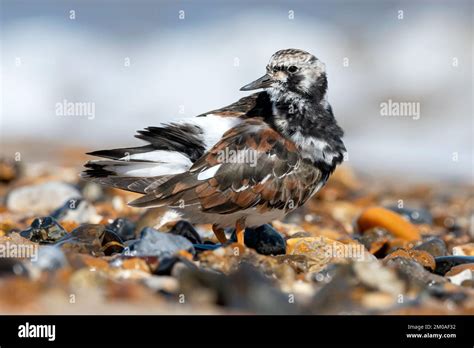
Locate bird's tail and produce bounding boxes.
[81,123,206,194]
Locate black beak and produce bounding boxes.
[240,74,272,91]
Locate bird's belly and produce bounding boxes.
[173,206,288,229]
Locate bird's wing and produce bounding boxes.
[129,118,326,214]
[81,92,274,193]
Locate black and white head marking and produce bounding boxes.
[265,49,328,107]
[262,49,346,171]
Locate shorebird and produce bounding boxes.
[82,49,346,246]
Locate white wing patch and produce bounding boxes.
[178,115,242,150]
[108,115,240,179]
[108,161,190,177]
[197,164,222,180]
[89,115,241,181]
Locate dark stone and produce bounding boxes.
[355,227,391,258]
[230,224,286,255]
[168,220,202,244]
[20,216,67,244]
[56,224,124,256]
[428,286,468,304]
[125,227,195,260]
[434,256,474,276]
[387,206,433,225]
[106,218,136,241]
[178,262,298,314]
[413,237,447,257]
[193,243,221,252]
[386,257,446,288]
[51,198,84,220]
[154,256,197,276]
[307,264,362,314]
[0,258,28,277]
[49,197,98,224]
[154,256,180,275]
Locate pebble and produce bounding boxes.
[81,182,104,202]
[6,181,81,214]
[51,198,101,224]
[67,253,109,271]
[0,232,37,249]
[275,254,320,274]
[141,275,179,293]
[434,256,474,276]
[385,257,446,288]
[121,258,150,273]
[285,237,353,273]
[287,236,362,261]
[193,243,220,252]
[307,262,398,314]
[357,207,421,241]
[106,218,137,241]
[385,248,435,271]
[386,238,411,254]
[0,158,20,183]
[1,154,473,314]
[179,262,297,314]
[56,224,124,256]
[387,206,433,225]
[230,224,286,255]
[445,264,474,286]
[353,260,405,296]
[271,221,305,238]
[355,227,391,257]
[168,220,202,244]
[150,255,197,276]
[69,268,107,291]
[31,246,68,271]
[125,227,195,260]
[452,243,474,256]
[20,216,68,244]
[0,258,28,277]
[413,237,447,257]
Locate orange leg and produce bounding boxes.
[235,218,246,246]
[212,224,227,244]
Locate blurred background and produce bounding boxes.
[1,0,472,182]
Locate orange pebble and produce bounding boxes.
[61,220,79,232]
[357,207,421,241]
[177,250,194,260]
[122,258,150,273]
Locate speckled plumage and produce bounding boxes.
[82,49,346,239]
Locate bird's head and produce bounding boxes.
[240,49,328,102]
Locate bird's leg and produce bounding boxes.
[235,218,246,246]
[212,224,227,244]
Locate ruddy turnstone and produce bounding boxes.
[82,49,346,246]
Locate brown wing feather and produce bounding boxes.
[129,118,325,213]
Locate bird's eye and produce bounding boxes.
[272,66,279,73]
[288,65,298,73]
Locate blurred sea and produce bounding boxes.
[1,0,472,182]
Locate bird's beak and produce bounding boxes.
[240,74,272,91]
